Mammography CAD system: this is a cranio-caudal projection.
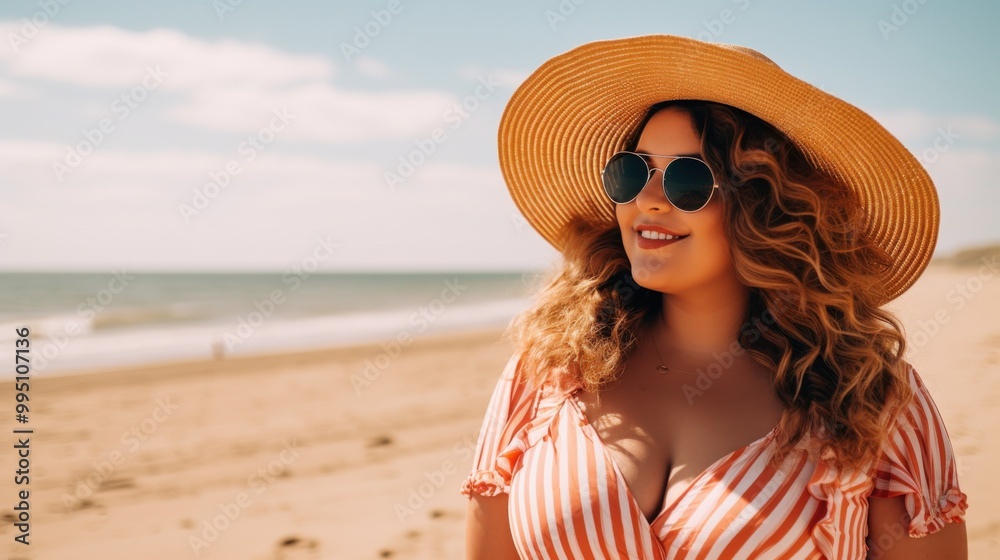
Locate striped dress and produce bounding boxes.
[460,353,968,559]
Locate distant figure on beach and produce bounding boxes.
[462,35,968,559]
[212,339,226,360]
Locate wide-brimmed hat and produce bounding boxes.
[498,34,939,304]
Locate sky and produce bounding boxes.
[1,0,997,273]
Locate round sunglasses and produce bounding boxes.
[600,151,719,212]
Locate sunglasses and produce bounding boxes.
[600,151,719,212]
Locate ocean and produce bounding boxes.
[0,271,543,377]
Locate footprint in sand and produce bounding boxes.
[101,477,135,491]
[368,434,393,448]
[274,535,320,560]
[429,508,462,520]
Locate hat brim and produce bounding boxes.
[498,34,939,305]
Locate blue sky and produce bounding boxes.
[1,0,997,272]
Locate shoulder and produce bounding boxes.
[882,362,952,452]
[504,350,583,397]
[459,350,573,497]
[871,362,968,538]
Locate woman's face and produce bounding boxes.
[615,107,736,295]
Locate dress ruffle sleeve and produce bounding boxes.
[807,445,873,559]
[869,365,969,537]
[460,352,542,497]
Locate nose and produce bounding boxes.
[633,167,671,212]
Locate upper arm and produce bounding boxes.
[460,352,538,559]
[867,494,967,560]
[465,493,520,560]
[867,365,969,558]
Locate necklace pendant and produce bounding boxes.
[656,364,670,375]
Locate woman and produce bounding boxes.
[461,35,968,559]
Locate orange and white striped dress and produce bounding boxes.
[460,353,968,559]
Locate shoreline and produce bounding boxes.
[5,325,513,390]
[13,294,531,380]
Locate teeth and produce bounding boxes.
[640,230,684,240]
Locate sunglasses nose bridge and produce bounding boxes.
[644,166,658,185]
[634,164,673,208]
[642,157,672,190]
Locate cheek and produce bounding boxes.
[615,203,628,227]
[615,204,633,241]
[691,209,733,269]
[697,233,731,271]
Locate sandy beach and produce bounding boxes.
[1,260,997,559]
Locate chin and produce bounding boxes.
[626,250,673,281]
[628,265,673,292]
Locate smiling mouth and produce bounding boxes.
[636,231,689,249]
[638,231,689,241]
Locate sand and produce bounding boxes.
[0,261,997,559]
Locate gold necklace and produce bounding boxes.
[648,317,699,375]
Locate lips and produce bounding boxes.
[636,233,688,249]
[635,224,688,237]
[634,224,689,250]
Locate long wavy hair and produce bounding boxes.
[502,99,914,470]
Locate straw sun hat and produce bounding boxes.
[498,34,939,305]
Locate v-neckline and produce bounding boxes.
[563,391,780,531]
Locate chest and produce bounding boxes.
[505,393,862,559]
[569,358,786,524]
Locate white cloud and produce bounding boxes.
[456,64,527,88]
[164,83,454,142]
[354,55,391,79]
[924,148,995,196]
[0,23,332,88]
[0,21,456,142]
[928,148,1000,254]
[0,139,507,206]
[872,109,999,143]
[0,141,554,270]
[0,139,380,195]
[0,77,31,97]
[492,69,529,88]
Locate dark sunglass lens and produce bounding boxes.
[602,152,648,203]
[663,158,714,211]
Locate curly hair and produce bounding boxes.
[501,99,915,470]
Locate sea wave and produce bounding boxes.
[2,297,533,378]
